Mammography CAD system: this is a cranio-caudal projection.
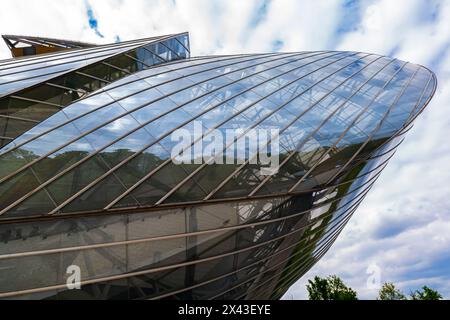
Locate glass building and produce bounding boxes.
[0,33,436,300]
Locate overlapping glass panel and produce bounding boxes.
[0,38,437,300]
[0,49,436,218]
[0,33,190,148]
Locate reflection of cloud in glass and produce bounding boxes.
[106,117,136,133]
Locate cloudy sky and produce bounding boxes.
[0,0,449,299]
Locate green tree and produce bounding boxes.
[377,282,406,300]
[307,275,358,300]
[410,286,443,300]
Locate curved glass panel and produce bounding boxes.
[0,43,437,300]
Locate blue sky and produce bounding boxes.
[0,0,449,299]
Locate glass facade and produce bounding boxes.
[0,33,437,300]
[0,33,190,147]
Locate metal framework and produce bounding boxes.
[0,147,397,261]
[0,33,190,149]
[2,34,95,58]
[0,33,437,300]
[0,180,379,299]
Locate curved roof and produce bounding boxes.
[0,36,177,98]
[2,34,96,58]
[0,50,437,219]
[0,33,190,148]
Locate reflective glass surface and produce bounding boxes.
[0,33,190,146]
[0,43,437,300]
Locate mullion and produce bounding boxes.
[292,68,427,192]
[0,35,170,71]
[0,52,314,215]
[174,36,190,54]
[0,114,40,123]
[0,34,182,106]
[140,45,168,63]
[99,52,343,211]
[0,137,398,223]
[111,52,352,207]
[53,52,335,214]
[158,40,183,60]
[0,41,149,78]
[199,53,370,201]
[245,56,388,196]
[101,61,131,75]
[9,95,62,108]
[45,81,86,95]
[0,177,374,298]
[0,53,284,158]
[324,65,420,185]
[249,57,398,196]
[222,209,356,300]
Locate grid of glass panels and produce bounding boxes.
[0,155,400,299]
[0,33,190,148]
[0,44,437,300]
[0,50,436,220]
[0,37,159,96]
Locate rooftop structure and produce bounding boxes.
[0,33,437,300]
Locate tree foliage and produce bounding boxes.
[410,286,443,300]
[307,275,358,300]
[377,283,442,300]
[377,282,406,300]
[307,277,444,300]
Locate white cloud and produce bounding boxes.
[244,0,343,52]
[0,0,345,57]
[286,0,450,299]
